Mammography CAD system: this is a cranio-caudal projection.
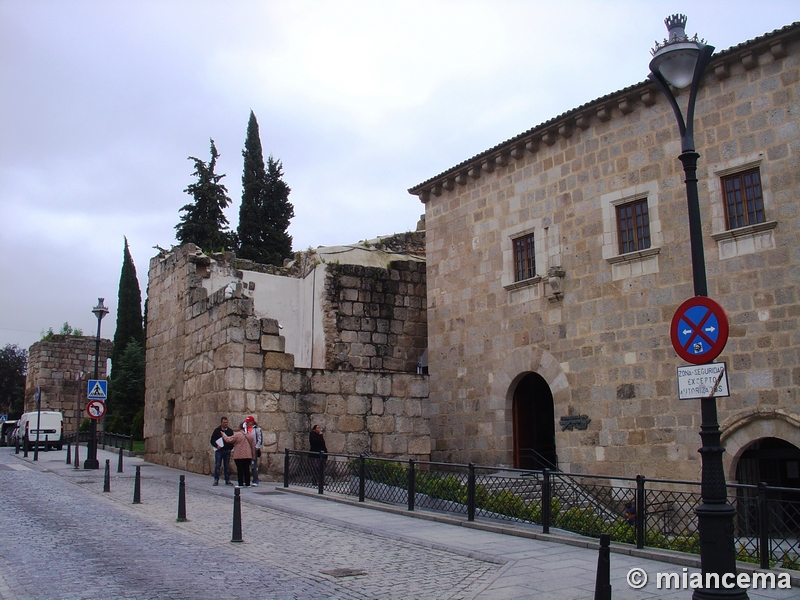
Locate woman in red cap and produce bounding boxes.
[221,421,256,487]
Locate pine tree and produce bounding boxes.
[237,111,294,265]
[111,237,143,371]
[175,139,233,252]
[0,344,27,418]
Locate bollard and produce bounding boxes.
[132,465,141,504]
[103,459,111,492]
[117,446,124,473]
[177,475,187,522]
[73,441,80,469]
[231,487,243,542]
[66,442,72,465]
[594,533,612,600]
[23,437,28,458]
[15,437,19,454]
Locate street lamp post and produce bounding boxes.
[648,15,747,600]
[84,298,108,470]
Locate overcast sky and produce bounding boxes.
[1,1,797,352]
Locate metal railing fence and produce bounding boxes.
[283,449,800,570]
[63,431,133,452]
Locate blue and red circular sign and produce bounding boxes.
[670,296,729,364]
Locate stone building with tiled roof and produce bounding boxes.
[408,20,800,484]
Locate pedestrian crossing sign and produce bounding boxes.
[87,380,107,400]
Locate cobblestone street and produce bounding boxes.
[0,448,498,600]
[2,447,796,600]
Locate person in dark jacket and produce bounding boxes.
[309,424,327,485]
[210,417,234,486]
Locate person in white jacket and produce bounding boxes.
[245,416,263,486]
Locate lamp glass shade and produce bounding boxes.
[649,43,701,89]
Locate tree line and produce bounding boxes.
[0,111,296,433]
[175,110,294,265]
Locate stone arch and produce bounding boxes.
[720,409,800,480]
[490,346,569,468]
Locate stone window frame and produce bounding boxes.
[616,197,651,254]
[709,153,778,258]
[721,167,765,230]
[601,181,662,280]
[512,231,537,283]
[502,220,549,292]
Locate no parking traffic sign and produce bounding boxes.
[670,296,729,364]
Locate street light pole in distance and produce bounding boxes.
[84,298,108,470]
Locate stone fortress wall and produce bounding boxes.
[24,336,113,434]
[143,242,429,479]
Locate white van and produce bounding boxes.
[18,411,63,450]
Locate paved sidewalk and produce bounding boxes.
[4,447,797,599]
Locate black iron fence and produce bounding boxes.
[63,431,134,452]
[284,449,800,570]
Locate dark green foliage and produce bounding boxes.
[237,111,294,265]
[79,417,91,432]
[131,407,144,441]
[106,339,145,432]
[112,238,144,371]
[0,344,27,418]
[40,322,83,341]
[175,139,233,252]
[107,414,128,436]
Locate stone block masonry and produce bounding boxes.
[324,261,427,372]
[144,244,430,479]
[25,336,113,434]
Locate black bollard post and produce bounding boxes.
[117,446,124,473]
[103,459,111,493]
[132,465,141,504]
[177,475,187,522]
[594,533,612,600]
[66,442,72,465]
[15,437,19,454]
[23,437,28,458]
[231,487,243,542]
[73,440,80,469]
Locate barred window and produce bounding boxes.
[723,169,765,230]
[617,198,651,254]
[513,233,536,282]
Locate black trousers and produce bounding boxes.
[234,458,252,487]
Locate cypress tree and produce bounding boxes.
[175,139,233,252]
[107,238,144,432]
[111,237,144,371]
[237,111,294,265]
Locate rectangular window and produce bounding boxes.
[723,169,764,229]
[513,233,536,281]
[616,198,650,254]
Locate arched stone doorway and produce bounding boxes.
[735,438,800,488]
[513,372,556,470]
[733,437,800,537]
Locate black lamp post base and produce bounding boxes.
[692,502,750,599]
[83,459,100,470]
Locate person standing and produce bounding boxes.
[245,416,263,486]
[210,417,234,486]
[222,422,256,487]
[309,424,327,485]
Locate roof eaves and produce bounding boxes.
[408,21,800,197]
